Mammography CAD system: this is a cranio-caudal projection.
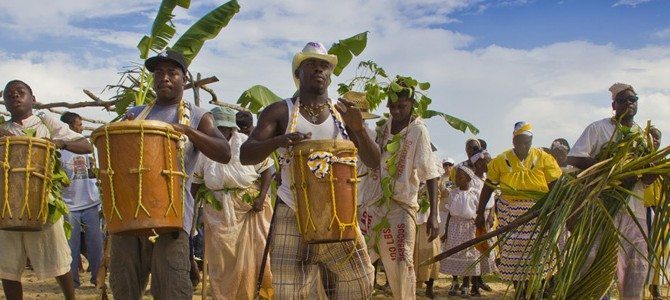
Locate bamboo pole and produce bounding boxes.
[209,100,250,112]
[419,208,540,267]
[202,257,209,299]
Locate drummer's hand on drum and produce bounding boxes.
[427,214,440,242]
[0,128,15,137]
[278,132,311,147]
[335,98,364,132]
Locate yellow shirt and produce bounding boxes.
[487,148,562,202]
[644,179,663,207]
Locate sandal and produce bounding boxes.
[448,282,460,296]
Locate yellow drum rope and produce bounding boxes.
[297,150,317,233]
[37,143,53,221]
[326,148,360,240]
[2,138,12,219]
[164,128,177,217]
[20,138,34,220]
[134,123,150,218]
[289,152,303,233]
[178,140,185,217]
[104,126,123,220]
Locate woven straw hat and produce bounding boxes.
[342,91,379,120]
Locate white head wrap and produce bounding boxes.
[513,121,533,137]
[609,82,636,100]
[469,150,489,164]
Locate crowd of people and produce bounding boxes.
[0,40,664,300]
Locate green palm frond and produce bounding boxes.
[171,0,240,65]
[511,123,670,298]
[137,0,190,59]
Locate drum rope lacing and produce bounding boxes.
[1,138,12,218]
[37,142,53,220]
[134,123,150,218]
[1,137,54,222]
[103,125,123,221]
[20,138,34,220]
[284,98,360,241]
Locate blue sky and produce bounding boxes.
[449,0,670,49]
[0,0,668,161]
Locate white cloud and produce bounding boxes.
[613,0,652,7]
[0,0,669,161]
[652,27,670,40]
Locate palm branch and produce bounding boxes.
[422,122,670,298]
[171,0,241,65]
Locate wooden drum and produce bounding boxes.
[290,139,359,243]
[0,136,55,231]
[92,120,187,235]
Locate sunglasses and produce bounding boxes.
[615,96,638,104]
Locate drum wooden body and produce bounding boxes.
[290,139,358,243]
[92,120,186,235]
[0,137,54,231]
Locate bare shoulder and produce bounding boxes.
[259,100,289,121]
[252,100,290,139]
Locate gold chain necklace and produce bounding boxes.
[301,102,328,123]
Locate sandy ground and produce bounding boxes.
[1,262,664,299]
[2,268,510,299]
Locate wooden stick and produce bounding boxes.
[200,85,218,102]
[202,256,209,299]
[185,76,219,90]
[419,209,539,267]
[256,200,279,298]
[83,89,104,103]
[0,99,118,110]
[191,72,201,107]
[209,100,250,112]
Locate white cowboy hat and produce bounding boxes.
[292,42,338,88]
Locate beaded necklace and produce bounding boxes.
[279,97,348,166]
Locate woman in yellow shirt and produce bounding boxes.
[475,122,562,291]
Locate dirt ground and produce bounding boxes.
[3,269,509,299]
[2,264,665,299]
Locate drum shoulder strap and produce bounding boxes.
[136,104,153,120]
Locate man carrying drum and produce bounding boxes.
[0,80,94,300]
[240,42,380,299]
[110,50,231,300]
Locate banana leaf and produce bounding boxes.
[237,85,282,114]
[138,0,190,59]
[328,32,368,76]
[172,0,240,65]
[422,109,479,135]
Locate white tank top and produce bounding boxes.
[277,98,345,211]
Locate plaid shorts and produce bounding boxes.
[270,203,374,299]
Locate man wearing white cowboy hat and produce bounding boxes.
[192,106,274,299]
[241,42,380,299]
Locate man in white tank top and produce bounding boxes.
[240,42,381,299]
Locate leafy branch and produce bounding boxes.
[338,61,479,134]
